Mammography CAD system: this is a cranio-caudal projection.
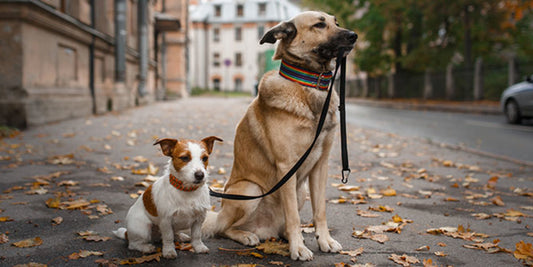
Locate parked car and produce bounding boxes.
[501,75,533,124]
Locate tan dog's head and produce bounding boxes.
[260,11,357,72]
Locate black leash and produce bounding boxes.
[209,51,350,200]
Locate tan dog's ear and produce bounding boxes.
[154,138,178,157]
[260,21,296,44]
[201,136,223,154]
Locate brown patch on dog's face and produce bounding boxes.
[261,11,357,71]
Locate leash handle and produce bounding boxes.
[209,52,348,200]
[338,55,351,184]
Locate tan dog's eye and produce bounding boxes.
[180,156,191,162]
[313,22,326,29]
[202,156,208,162]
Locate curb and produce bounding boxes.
[347,98,502,115]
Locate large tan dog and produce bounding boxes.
[203,11,357,261]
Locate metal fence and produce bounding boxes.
[346,58,533,101]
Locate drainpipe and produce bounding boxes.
[89,0,96,113]
[137,0,148,97]
[115,0,126,82]
[160,0,167,100]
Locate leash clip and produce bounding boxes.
[341,169,350,184]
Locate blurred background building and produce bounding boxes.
[188,0,300,93]
[0,0,186,129]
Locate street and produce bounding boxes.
[346,104,533,164]
[1,97,533,266]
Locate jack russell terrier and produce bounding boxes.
[114,136,222,259]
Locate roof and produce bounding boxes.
[190,0,301,23]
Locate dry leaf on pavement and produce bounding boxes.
[514,241,533,265]
[389,253,420,266]
[68,250,104,260]
[12,237,43,248]
[256,238,290,257]
[0,233,9,244]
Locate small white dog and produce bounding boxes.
[114,136,222,258]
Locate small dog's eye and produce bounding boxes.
[180,156,191,162]
[202,156,208,162]
[313,22,326,29]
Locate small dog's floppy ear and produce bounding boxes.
[201,136,223,155]
[154,138,178,157]
[260,21,296,44]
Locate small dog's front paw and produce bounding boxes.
[129,243,156,254]
[163,247,178,259]
[240,232,260,246]
[317,236,342,253]
[176,232,191,242]
[193,243,209,254]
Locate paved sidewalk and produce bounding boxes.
[0,97,532,266]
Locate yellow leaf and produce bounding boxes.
[392,214,403,223]
[0,216,14,222]
[45,196,61,209]
[514,241,533,260]
[256,238,290,257]
[12,237,43,248]
[382,187,397,197]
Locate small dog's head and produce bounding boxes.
[154,136,223,186]
[260,11,357,72]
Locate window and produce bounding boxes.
[213,28,220,42]
[214,5,221,17]
[236,4,244,17]
[213,53,220,67]
[235,53,242,67]
[257,25,265,40]
[258,3,266,16]
[235,27,242,41]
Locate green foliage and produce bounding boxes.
[302,0,533,76]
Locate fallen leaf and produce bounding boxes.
[111,176,125,181]
[340,247,364,257]
[48,154,75,165]
[45,196,61,209]
[0,233,9,244]
[68,250,104,260]
[514,241,533,262]
[357,209,380,218]
[444,197,459,202]
[369,205,394,212]
[389,253,420,266]
[256,238,290,257]
[120,252,162,265]
[471,213,492,220]
[0,216,14,222]
[491,196,505,206]
[12,237,43,248]
[434,251,447,257]
[57,180,79,187]
[415,245,430,251]
[133,156,148,162]
[52,217,63,225]
[487,176,499,189]
[382,187,397,197]
[422,258,437,267]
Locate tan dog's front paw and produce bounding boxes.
[163,247,178,259]
[290,243,313,261]
[193,243,209,253]
[317,235,342,253]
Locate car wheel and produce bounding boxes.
[505,99,522,124]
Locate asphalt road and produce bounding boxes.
[345,104,533,164]
[1,97,533,267]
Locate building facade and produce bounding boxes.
[189,0,300,93]
[0,0,186,128]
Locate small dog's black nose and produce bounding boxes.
[194,171,205,181]
[347,31,358,43]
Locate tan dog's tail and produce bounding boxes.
[113,227,128,240]
[201,211,220,238]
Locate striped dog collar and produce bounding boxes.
[279,60,332,90]
[169,174,200,192]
